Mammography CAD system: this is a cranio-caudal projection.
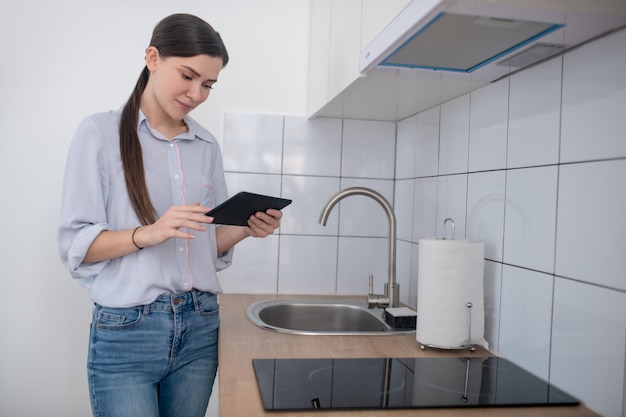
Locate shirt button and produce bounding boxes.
[169,143,174,148]
[179,247,184,252]
[174,174,180,179]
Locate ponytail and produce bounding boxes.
[119,66,157,226]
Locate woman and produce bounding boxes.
[57,14,282,417]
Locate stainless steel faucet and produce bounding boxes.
[318,187,399,308]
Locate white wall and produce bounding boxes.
[0,1,310,416]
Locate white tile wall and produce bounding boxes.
[277,235,338,294]
[336,237,389,296]
[412,177,438,240]
[435,174,467,239]
[397,240,416,308]
[503,166,558,274]
[468,79,509,172]
[341,119,396,179]
[283,116,342,176]
[466,171,506,262]
[560,28,626,163]
[395,115,417,179]
[551,278,626,417]
[482,260,502,355]
[222,113,284,173]
[439,94,470,175]
[220,27,626,417]
[218,235,280,294]
[338,178,394,238]
[415,107,440,178]
[507,57,561,168]
[555,159,626,290]
[280,175,340,236]
[394,179,415,241]
[224,172,282,199]
[407,241,420,309]
[498,265,553,380]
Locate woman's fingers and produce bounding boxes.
[146,204,215,245]
[247,209,283,237]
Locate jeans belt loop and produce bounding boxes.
[191,289,200,312]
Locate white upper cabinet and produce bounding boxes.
[307,0,410,119]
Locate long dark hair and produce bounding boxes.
[120,14,229,225]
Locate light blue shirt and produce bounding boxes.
[58,109,232,307]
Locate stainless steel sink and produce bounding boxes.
[246,298,415,335]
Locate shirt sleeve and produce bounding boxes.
[215,234,234,272]
[57,116,113,279]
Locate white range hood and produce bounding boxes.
[313,0,626,121]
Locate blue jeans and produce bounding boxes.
[88,290,219,417]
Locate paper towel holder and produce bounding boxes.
[419,302,476,352]
[418,220,481,352]
[442,217,455,240]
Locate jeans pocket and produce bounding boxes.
[196,293,219,317]
[93,305,144,329]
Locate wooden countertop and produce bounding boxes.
[218,294,598,417]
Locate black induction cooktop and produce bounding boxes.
[252,356,579,411]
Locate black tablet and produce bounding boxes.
[205,191,292,226]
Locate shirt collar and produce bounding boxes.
[137,109,215,144]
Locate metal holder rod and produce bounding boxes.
[442,217,455,240]
[466,302,474,351]
[420,301,475,351]
[462,358,470,402]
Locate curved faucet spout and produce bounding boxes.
[319,187,399,308]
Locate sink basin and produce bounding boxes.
[246,298,415,335]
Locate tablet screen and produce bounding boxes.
[205,191,292,226]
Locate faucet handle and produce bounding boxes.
[368,293,390,309]
[367,274,390,308]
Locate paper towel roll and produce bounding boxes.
[416,238,487,349]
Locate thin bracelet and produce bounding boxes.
[132,226,144,250]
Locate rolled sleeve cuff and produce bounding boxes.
[67,223,111,278]
[215,247,234,272]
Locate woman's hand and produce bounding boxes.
[215,208,283,255]
[246,208,283,238]
[135,203,214,248]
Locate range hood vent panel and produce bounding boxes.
[496,42,568,69]
[381,12,563,73]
